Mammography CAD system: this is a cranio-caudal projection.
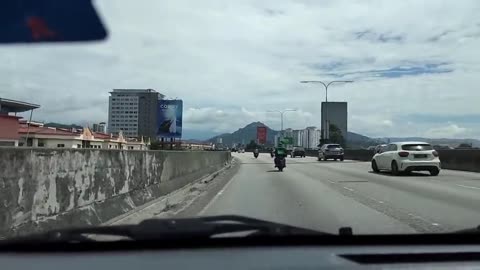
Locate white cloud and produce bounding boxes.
[2,0,480,138]
[424,124,469,138]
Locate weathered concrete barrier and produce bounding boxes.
[0,148,231,238]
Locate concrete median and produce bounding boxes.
[436,149,480,173]
[0,148,231,238]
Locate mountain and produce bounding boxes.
[380,137,480,148]
[205,121,480,149]
[182,129,220,140]
[206,122,375,148]
[207,122,279,146]
[346,132,383,149]
[346,133,480,149]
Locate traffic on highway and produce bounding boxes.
[201,152,480,234]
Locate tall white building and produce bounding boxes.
[308,128,321,149]
[283,126,321,149]
[292,129,302,146]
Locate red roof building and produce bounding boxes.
[0,98,39,147]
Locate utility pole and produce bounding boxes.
[300,80,353,142]
[267,109,297,146]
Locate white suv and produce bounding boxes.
[371,142,441,176]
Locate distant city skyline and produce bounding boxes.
[4,1,480,139]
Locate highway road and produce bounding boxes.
[200,153,480,235]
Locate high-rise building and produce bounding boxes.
[321,102,347,140]
[291,129,301,146]
[284,127,321,149]
[108,89,164,139]
[98,122,107,133]
[92,122,107,133]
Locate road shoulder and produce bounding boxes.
[104,157,240,225]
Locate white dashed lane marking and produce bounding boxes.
[456,184,480,190]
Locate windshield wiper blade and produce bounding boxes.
[5,215,331,243]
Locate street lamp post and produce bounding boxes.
[300,80,353,141]
[267,109,297,143]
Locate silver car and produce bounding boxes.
[318,144,344,161]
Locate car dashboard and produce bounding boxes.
[3,243,480,269]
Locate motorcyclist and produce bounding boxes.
[274,145,287,167]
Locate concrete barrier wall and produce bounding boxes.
[436,150,480,172]
[307,148,480,173]
[344,149,375,161]
[0,148,231,238]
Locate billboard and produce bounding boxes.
[257,126,267,144]
[157,100,183,138]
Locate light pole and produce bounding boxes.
[267,109,297,143]
[300,80,353,141]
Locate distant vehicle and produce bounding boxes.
[238,149,245,153]
[231,148,237,152]
[433,144,453,150]
[371,142,440,176]
[456,143,473,149]
[374,144,388,154]
[291,147,306,158]
[318,144,344,161]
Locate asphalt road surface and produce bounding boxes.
[200,153,480,235]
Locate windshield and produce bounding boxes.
[1,0,480,241]
[402,144,434,151]
[327,144,341,149]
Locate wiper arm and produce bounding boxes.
[6,215,332,243]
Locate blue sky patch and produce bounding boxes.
[322,62,453,79]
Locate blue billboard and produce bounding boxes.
[157,100,183,138]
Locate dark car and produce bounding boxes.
[291,147,306,158]
[318,144,344,161]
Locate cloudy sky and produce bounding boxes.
[2,0,480,139]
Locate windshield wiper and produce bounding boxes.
[5,215,334,243]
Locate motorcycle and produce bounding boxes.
[254,152,259,159]
[274,156,286,171]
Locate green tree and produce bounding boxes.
[246,140,258,150]
[328,124,345,146]
[150,141,162,150]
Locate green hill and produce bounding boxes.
[208,122,279,146]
